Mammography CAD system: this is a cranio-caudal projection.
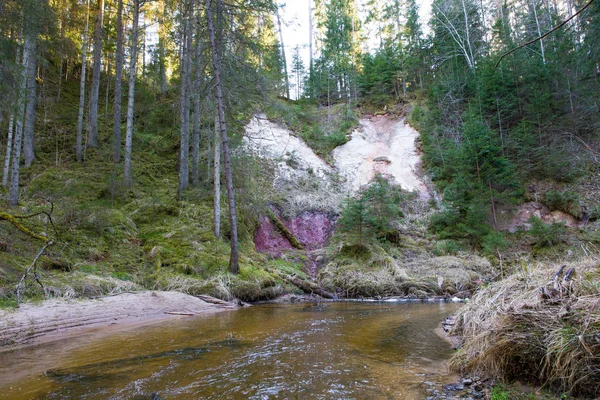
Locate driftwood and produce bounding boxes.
[195,294,240,308]
[164,311,196,316]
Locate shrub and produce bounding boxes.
[338,175,404,245]
[544,190,582,219]
[528,216,566,247]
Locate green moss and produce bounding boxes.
[266,209,303,250]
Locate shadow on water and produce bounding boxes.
[44,336,248,382]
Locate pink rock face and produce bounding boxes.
[254,216,294,255]
[254,211,334,255]
[285,211,334,250]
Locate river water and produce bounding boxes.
[0,302,459,399]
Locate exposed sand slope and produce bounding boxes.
[0,291,237,351]
[333,115,430,199]
[244,115,334,184]
[244,114,430,201]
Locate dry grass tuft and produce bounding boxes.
[450,258,600,397]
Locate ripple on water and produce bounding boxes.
[0,302,460,399]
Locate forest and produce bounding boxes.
[1,0,599,398]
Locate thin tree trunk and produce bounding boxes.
[88,0,104,148]
[308,0,313,98]
[531,0,546,64]
[276,3,290,99]
[57,0,66,102]
[178,4,192,199]
[9,35,33,206]
[113,0,124,162]
[192,19,202,187]
[23,36,37,167]
[124,0,140,188]
[158,2,168,95]
[213,113,221,239]
[76,0,91,163]
[141,11,146,77]
[461,0,476,70]
[2,114,15,188]
[3,32,21,187]
[206,0,239,273]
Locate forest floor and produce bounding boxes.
[0,291,238,352]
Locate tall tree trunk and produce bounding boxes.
[76,0,91,163]
[530,0,546,64]
[158,1,168,95]
[308,0,313,98]
[124,0,140,188]
[3,33,21,188]
[9,35,33,207]
[213,113,221,239]
[112,0,124,162]
[178,3,192,199]
[88,0,104,148]
[192,19,202,187]
[57,0,66,102]
[2,114,15,188]
[276,3,290,99]
[206,0,239,273]
[141,11,146,77]
[23,36,37,167]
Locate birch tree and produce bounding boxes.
[275,2,290,99]
[2,32,21,188]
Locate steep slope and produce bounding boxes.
[333,115,430,199]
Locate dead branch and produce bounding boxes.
[0,211,50,243]
[561,132,600,163]
[16,240,54,306]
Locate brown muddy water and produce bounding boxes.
[0,302,460,399]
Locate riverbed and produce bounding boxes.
[0,302,459,399]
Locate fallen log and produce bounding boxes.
[268,269,335,299]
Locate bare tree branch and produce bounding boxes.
[495,0,596,69]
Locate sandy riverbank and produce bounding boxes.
[0,291,238,352]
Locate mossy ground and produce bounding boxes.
[0,79,308,305]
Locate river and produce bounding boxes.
[0,301,459,399]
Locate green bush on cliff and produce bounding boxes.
[338,175,405,246]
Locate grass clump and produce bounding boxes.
[450,259,600,398]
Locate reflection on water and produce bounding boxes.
[0,302,459,399]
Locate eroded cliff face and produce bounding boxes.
[254,211,335,255]
[244,114,431,257]
[332,115,430,200]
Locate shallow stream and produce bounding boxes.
[0,302,459,399]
